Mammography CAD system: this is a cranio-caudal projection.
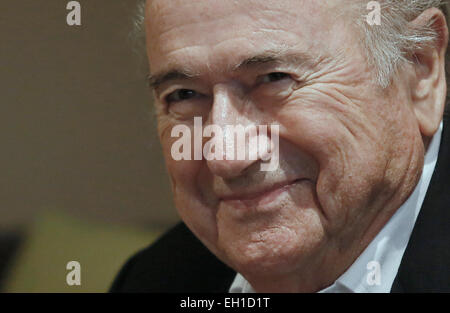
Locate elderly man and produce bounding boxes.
[111,0,450,292]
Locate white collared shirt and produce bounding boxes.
[229,121,443,293]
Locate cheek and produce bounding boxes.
[275,94,392,233]
[161,143,199,198]
[158,120,202,205]
[164,152,220,249]
[159,126,223,253]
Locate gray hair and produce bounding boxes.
[354,1,450,112]
[132,0,450,111]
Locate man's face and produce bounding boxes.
[145,0,424,290]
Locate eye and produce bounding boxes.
[259,72,291,84]
[165,89,200,103]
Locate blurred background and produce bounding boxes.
[0,0,179,292]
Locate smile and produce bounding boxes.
[219,179,306,207]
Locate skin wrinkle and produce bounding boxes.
[297,70,392,236]
[279,102,348,229]
[153,46,207,76]
[278,103,346,220]
[317,85,383,154]
[157,16,265,55]
[305,85,362,141]
[343,111,422,251]
[150,3,233,35]
[353,150,418,255]
[319,141,348,228]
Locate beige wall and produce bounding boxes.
[0,0,178,230]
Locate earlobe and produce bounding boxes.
[409,8,448,137]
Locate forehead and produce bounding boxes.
[145,0,351,74]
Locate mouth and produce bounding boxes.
[219,178,306,207]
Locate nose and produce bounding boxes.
[204,84,264,179]
[205,126,263,179]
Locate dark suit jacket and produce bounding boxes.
[110,113,449,293]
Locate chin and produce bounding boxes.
[225,238,303,277]
[216,206,326,279]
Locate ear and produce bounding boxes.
[408,7,448,137]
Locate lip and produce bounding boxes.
[219,179,306,207]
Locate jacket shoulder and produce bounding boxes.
[109,222,235,292]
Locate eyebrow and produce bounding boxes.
[147,51,320,90]
[147,70,198,90]
[235,52,316,70]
